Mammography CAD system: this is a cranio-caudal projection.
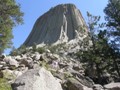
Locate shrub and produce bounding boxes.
[36,47,45,54]
[32,43,37,52]
[10,45,28,56]
[48,43,66,53]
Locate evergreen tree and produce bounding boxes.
[104,0,120,47]
[76,12,114,84]
[104,0,120,77]
[85,12,109,83]
[0,0,23,54]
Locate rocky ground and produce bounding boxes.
[0,46,120,90]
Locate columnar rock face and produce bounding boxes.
[24,4,88,46]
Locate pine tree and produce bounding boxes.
[77,12,113,84]
[104,0,120,47]
[104,0,120,77]
[0,0,23,54]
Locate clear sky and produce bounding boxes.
[5,0,108,54]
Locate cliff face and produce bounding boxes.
[24,4,88,46]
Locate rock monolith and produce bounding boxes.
[24,4,88,46]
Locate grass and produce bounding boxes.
[0,78,12,90]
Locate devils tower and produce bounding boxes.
[24,4,89,46]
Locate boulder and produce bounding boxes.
[20,59,29,67]
[73,64,82,71]
[104,83,120,90]
[20,57,33,68]
[83,86,93,90]
[66,77,83,90]
[0,65,3,68]
[32,52,41,61]
[93,84,104,90]
[11,67,63,90]
[14,55,22,61]
[70,70,94,87]
[0,61,6,65]
[2,69,15,81]
[4,56,19,67]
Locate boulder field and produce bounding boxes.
[0,48,120,90]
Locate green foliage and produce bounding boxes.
[36,47,45,54]
[64,72,73,79]
[32,43,37,52]
[104,0,120,77]
[0,69,16,90]
[32,44,45,54]
[76,12,120,84]
[0,78,12,90]
[10,45,27,55]
[104,0,120,46]
[104,0,120,29]
[18,45,28,54]
[76,12,115,84]
[48,45,58,53]
[77,25,86,33]
[10,46,18,56]
[0,0,23,54]
[48,43,66,53]
[41,61,50,70]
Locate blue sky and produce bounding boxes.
[5,0,108,54]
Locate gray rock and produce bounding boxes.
[18,64,26,71]
[4,56,19,67]
[46,49,51,53]
[66,77,84,90]
[104,83,120,90]
[20,57,33,68]
[21,54,27,59]
[68,68,94,88]
[0,65,3,68]
[93,84,103,90]
[13,71,23,78]
[0,61,6,65]
[59,62,68,68]
[15,55,22,61]
[32,63,40,69]
[83,86,93,90]
[73,64,82,71]
[33,54,41,61]
[11,67,63,90]
[20,59,29,67]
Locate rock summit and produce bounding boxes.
[24,4,89,46]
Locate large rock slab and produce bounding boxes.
[11,67,63,90]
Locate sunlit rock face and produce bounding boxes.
[24,4,89,46]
